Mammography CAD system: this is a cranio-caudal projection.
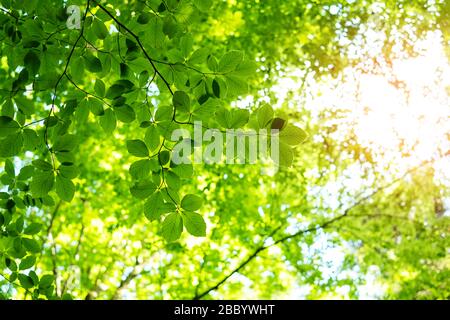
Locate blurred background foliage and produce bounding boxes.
[0,0,449,299]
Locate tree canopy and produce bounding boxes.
[0,0,449,299]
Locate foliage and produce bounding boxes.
[0,0,448,300]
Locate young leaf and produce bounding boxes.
[257,104,274,129]
[144,126,161,151]
[155,106,173,122]
[127,139,149,157]
[129,159,152,179]
[277,141,294,167]
[162,212,183,242]
[219,50,244,73]
[55,175,75,202]
[130,181,157,199]
[279,124,307,145]
[181,211,206,237]
[181,194,203,211]
[144,192,165,221]
[94,79,106,97]
[99,108,116,134]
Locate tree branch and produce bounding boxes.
[192,159,437,299]
[92,0,173,95]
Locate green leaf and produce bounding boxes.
[155,106,173,122]
[84,54,102,73]
[0,116,20,137]
[106,84,126,99]
[24,223,42,235]
[224,74,248,97]
[22,128,40,150]
[171,163,193,178]
[271,117,286,130]
[18,273,35,289]
[137,12,153,24]
[181,194,203,211]
[114,105,136,123]
[62,293,73,300]
[144,126,160,151]
[219,50,244,73]
[279,124,307,145]
[53,134,78,152]
[162,212,183,242]
[130,181,157,199]
[87,98,104,116]
[180,34,193,58]
[212,78,220,98]
[158,150,171,166]
[188,48,209,65]
[278,141,294,167]
[0,133,23,157]
[233,59,257,77]
[17,165,34,180]
[5,159,14,177]
[32,159,53,171]
[92,19,109,39]
[22,238,41,253]
[127,139,149,157]
[1,99,14,117]
[165,171,181,190]
[58,164,79,179]
[193,0,212,12]
[30,171,55,198]
[230,109,250,128]
[55,175,75,202]
[173,91,190,113]
[146,16,164,48]
[94,79,106,97]
[99,108,116,134]
[24,51,40,76]
[129,159,152,179]
[181,211,206,237]
[257,104,274,129]
[15,97,35,116]
[144,192,166,221]
[5,258,17,272]
[39,275,55,289]
[19,255,36,270]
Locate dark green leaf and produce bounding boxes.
[127,139,149,157]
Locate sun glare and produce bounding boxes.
[286,31,450,173]
[353,43,449,167]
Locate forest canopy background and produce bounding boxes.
[0,0,449,300]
